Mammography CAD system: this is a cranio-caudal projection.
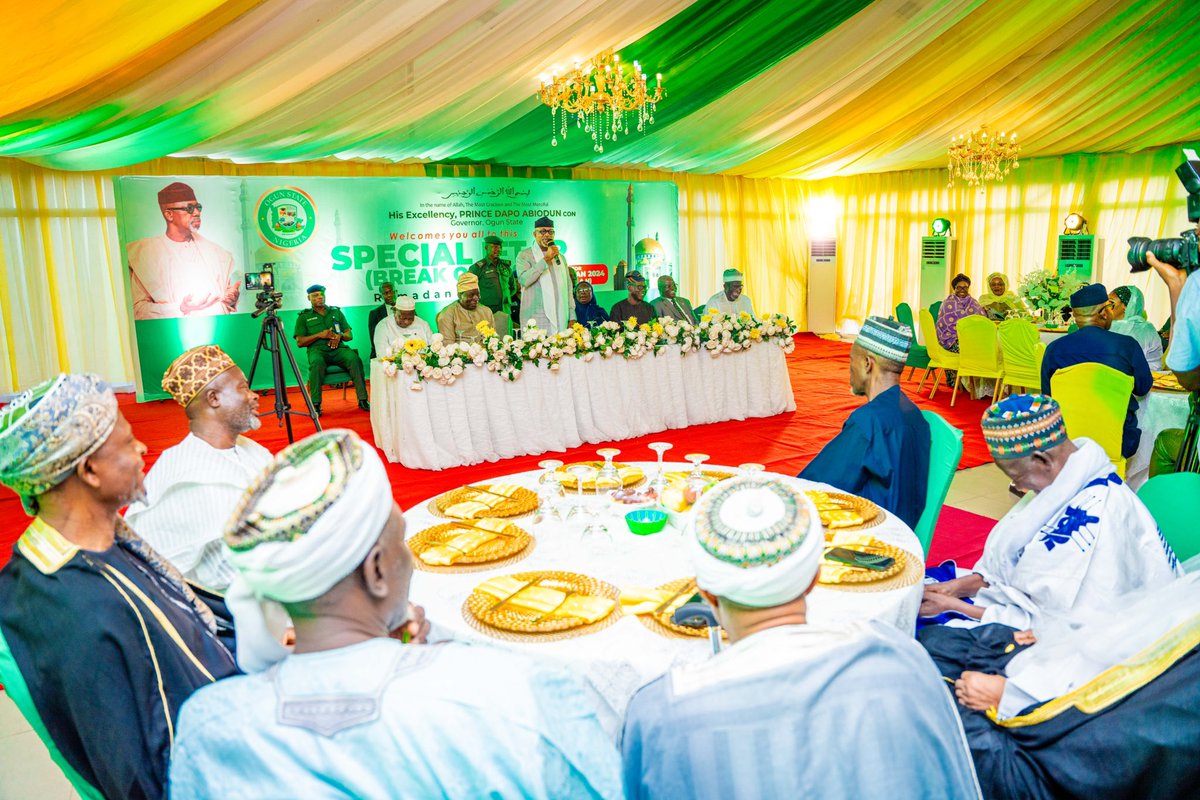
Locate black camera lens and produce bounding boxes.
[1127,233,1199,273]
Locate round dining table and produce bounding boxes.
[404,460,925,735]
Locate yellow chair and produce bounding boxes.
[996,318,1041,398]
[1050,363,1134,477]
[918,308,960,399]
[953,316,1004,407]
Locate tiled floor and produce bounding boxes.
[945,463,1020,521]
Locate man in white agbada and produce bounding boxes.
[516,216,575,334]
[372,295,432,358]
[128,182,240,319]
[621,477,981,800]
[704,267,756,318]
[125,345,270,591]
[919,394,1181,631]
[169,430,622,799]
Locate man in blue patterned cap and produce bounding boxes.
[799,316,930,528]
[0,374,238,800]
[918,393,1179,636]
[622,477,980,800]
[1040,282,1152,457]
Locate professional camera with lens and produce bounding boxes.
[1127,159,1200,274]
[247,264,284,318]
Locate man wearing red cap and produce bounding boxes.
[128,181,240,320]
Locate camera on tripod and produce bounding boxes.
[1127,159,1200,275]
[246,264,284,318]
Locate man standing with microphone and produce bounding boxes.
[516,216,575,334]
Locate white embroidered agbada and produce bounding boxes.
[704,290,756,318]
[128,233,237,319]
[515,236,573,334]
[967,437,1181,630]
[372,314,432,358]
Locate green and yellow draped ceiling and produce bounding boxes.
[4,0,1199,175]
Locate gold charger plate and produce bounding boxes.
[805,490,885,531]
[663,470,737,485]
[463,570,621,641]
[818,541,907,585]
[429,484,538,519]
[409,521,534,573]
[635,577,728,641]
[1152,372,1186,392]
[557,462,645,491]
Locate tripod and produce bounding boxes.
[247,304,320,443]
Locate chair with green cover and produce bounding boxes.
[929,300,943,319]
[913,410,964,556]
[953,316,1004,406]
[1137,472,1200,563]
[1050,362,1134,477]
[917,308,960,398]
[895,302,929,380]
[305,350,364,404]
[996,318,1041,398]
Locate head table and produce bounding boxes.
[405,461,924,736]
[369,342,796,470]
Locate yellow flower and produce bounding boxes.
[404,338,426,354]
[639,323,651,333]
[627,316,638,327]
[750,329,762,340]
[652,323,664,335]
[475,320,496,337]
[739,311,752,320]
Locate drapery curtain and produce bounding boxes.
[0,145,1189,394]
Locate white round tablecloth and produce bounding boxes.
[1127,390,1191,488]
[405,461,925,735]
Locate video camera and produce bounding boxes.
[247,264,284,318]
[1127,159,1200,274]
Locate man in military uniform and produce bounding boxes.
[468,235,519,336]
[293,284,369,415]
[367,281,396,359]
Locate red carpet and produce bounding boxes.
[0,334,996,566]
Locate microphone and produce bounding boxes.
[547,238,563,267]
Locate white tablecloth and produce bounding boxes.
[406,462,924,734]
[1128,390,1191,488]
[1038,328,1069,346]
[370,344,795,469]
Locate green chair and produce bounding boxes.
[954,316,1004,406]
[306,350,364,404]
[913,410,965,556]
[1137,472,1200,563]
[1050,362,1133,477]
[929,300,943,319]
[917,308,960,398]
[996,318,1042,397]
[895,302,929,380]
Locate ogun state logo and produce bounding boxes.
[256,187,316,250]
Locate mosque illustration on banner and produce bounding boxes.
[635,233,674,283]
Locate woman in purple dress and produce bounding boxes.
[935,273,986,384]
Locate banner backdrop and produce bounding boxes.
[114,176,679,400]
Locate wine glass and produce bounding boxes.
[648,441,673,496]
[566,464,597,520]
[536,459,565,520]
[738,462,765,477]
[684,452,711,496]
[596,447,621,488]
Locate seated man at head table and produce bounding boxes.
[372,295,433,357]
[436,271,496,345]
[918,394,1180,632]
[608,270,656,327]
[621,477,981,800]
[169,429,622,800]
[1040,282,1153,459]
[798,316,930,529]
[0,374,238,800]
[650,275,696,323]
[704,267,756,319]
[921,573,1200,800]
[125,344,272,594]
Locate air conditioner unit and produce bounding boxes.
[1057,235,1100,283]
[919,236,956,310]
[807,239,837,333]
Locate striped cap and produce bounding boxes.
[981,394,1067,460]
[856,316,912,364]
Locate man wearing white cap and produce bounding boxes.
[436,272,496,344]
[621,477,980,800]
[170,430,621,799]
[704,267,756,318]
[372,295,433,358]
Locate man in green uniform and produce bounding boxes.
[468,236,519,336]
[293,284,369,415]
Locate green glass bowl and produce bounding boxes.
[626,508,668,535]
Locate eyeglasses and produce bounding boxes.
[535,228,555,235]
[164,203,203,214]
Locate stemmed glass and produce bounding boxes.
[596,448,621,488]
[536,459,565,520]
[684,452,710,494]
[566,464,598,520]
[738,462,765,477]
[648,442,673,496]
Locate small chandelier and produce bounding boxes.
[947,126,1020,189]
[538,49,664,153]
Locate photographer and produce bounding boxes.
[293,284,369,416]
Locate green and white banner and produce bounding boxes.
[114,176,679,400]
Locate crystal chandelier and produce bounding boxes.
[538,49,664,153]
[947,126,1020,189]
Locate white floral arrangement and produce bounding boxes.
[382,311,798,390]
[1017,269,1082,323]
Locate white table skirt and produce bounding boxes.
[1127,390,1191,488]
[370,343,796,469]
[405,463,924,735]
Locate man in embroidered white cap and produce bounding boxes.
[704,267,756,318]
[0,374,237,800]
[125,344,271,591]
[170,430,621,799]
[373,294,432,357]
[799,316,931,529]
[622,477,979,800]
[436,271,497,344]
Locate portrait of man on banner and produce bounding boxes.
[128,181,240,320]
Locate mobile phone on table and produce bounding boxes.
[824,547,895,571]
